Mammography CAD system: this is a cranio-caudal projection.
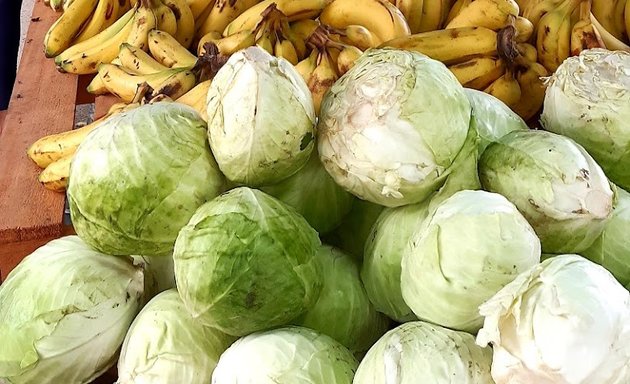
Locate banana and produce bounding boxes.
[514,16,534,42]
[119,42,170,73]
[336,44,363,75]
[570,0,605,56]
[55,7,136,74]
[517,42,538,62]
[162,0,196,48]
[381,26,499,65]
[74,0,120,43]
[256,23,276,55]
[154,0,179,36]
[39,155,73,193]
[98,63,195,101]
[225,0,329,36]
[44,0,99,57]
[149,30,199,68]
[592,0,627,41]
[291,19,320,41]
[151,70,198,99]
[196,0,262,40]
[446,0,472,23]
[295,49,318,82]
[176,79,212,107]
[197,31,224,54]
[395,0,425,33]
[484,70,521,108]
[446,0,520,31]
[63,0,77,11]
[280,19,307,59]
[536,0,580,72]
[308,50,338,114]
[126,0,157,51]
[592,13,630,51]
[274,38,299,64]
[340,24,382,50]
[187,0,215,20]
[522,0,564,31]
[203,29,256,55]
[87,57,122,94]
[448,56,505,90]
[512,60,548,121]
[418,0,446,32]
[319,0,410,43]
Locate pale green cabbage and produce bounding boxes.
[68,102,225,256]
[0,236,145,384]
[541,49,630,190]
[173,187,322,336]
[479,129,614,253]
[477,254,630,384]
[211,326,358,383]
[401,190,541,333]
[206,46,316,186]
[318,48,473,207]
[116,289,235,384]
[354,321,494,384]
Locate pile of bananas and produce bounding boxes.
[32,0,630,192]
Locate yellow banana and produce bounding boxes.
[187,0,214,20]
[448,56,505,90]
[274,38,299,64]
[196,0,262,40]
[197,31,224,55]
[151,69,198,99]
[154,0,179,36]
[483,70,521,108]
[44,0,99,57]
[536,0,580,72]
[225,0,328,36]
[256,26,275,55]
[336,44,363,75]
[295,49,318,82]
[87,57,122,94]
[446,0,520,31]
[591,13,630,51]
[417,0,446,32]
[514,16,534,42]
[381,26,498,65]
[592,0,627,41]
[340,24,382,50]
[119,42,170,74]
[570,0,605,56]
[39,155,73,193]
[291,19,320,41]
[203,28,257,55]
[74,0,120,43]
[126,0,158,51]
[517,42,538,62]
[176,79,212,108]
[279,19,307,59]
[149,30,199,68]
[308,50,338,114]
[512,60,548,121]
[162,0,196,48]
[55,7,136,74]
[446,0,472,24]
[319,0,410,43]
[395,0,425,33]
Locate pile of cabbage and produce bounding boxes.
[1,47,630,384]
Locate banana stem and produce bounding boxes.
[579,0,591,21]
[497,21,520,66]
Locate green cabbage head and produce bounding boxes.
[354,321,494,384]
[68,102,225,256]
[479,129,614,253]
[318,48,472,207]
[541,49,630,190]
[173,187,322,336]
[401,190,541,333]
[0,236,145,384]
[116,289,235,384]
[211,326,358,384]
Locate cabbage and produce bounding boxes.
[261,151,354,234]
[541,49,630,190]
[206,46,316,186]
[354,321,494,384]
[173,187,322,336]
[464,88,528,153]
[318,48,473,207]
[211,326,358,383]
[293,246,390,355]
[479,129,614,253]
[477,254,630,384]
[116,289,235,384]
[68,102,225,256]
[0,236,144,384]
[401,190,541,333]
[132,255,176,300]
[582,187,630,286]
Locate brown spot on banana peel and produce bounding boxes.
[106,2,115,19]
[571,29,603,56]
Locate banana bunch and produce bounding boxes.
[50,0,195,73]
[27,102,136,192]
[590,0,630,50]
[393,0,454,33]
[88,31,200,102]
[44,0,76,12]
[194,0,263,44]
